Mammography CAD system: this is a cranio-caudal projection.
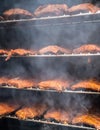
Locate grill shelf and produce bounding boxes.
[0,86,100,95]
[1,53,100,58]
[4,116,95,130]
[0,13,100,28]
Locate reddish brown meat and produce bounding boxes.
[44,108,69,124]
[3,8,33,20]
[0,77,9,86]
[0,16,4,21]
[7,77,37,88]
[68,3,100,14]
[38,79,71,91]
[0,49,8,55]
[34,4,68,17]
[72,114,100,129]
[0,102,20,116]
[38,45,71,55]
[6,49,36,61]
[71,79,100,91]
[73,44,100,54]
[16,103,47,120]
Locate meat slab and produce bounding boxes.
[38,45,71,54]
[7,77,37,88]
[3,8,33,20]
[44,108,69,124]
[38,79,71,91]
[73,44,100,54]
[0,102,20,116]
[71,79,100,91]
[34,4,68,17]
[68,3,100,14]
[6,49,36,61]
[16,103,47,120]
[72,113,100,129]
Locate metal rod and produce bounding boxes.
[0,86,100,95]
[0,53,100,58]
[5,116,95,130]
[0,13,100,28]
[0,12,100,23]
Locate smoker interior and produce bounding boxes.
[0,89,99,130]
[0,21,100,50]
[0,57,99,130]
[0,0,100,49]
[0,56,100,81]
[0,0,100,30]
[0,20,100,130]
[0,0,100,130]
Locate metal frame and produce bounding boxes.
[0,86,100,95]
[1,53,100,58]
[0,13,100,28]
[5,116,95,130]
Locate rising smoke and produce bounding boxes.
[0,0,100,130]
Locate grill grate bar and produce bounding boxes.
[1,53,100,58]
[0,12,100,23]
[0,13,100,28]
[5,116,95,130]
[0,86,100,95]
